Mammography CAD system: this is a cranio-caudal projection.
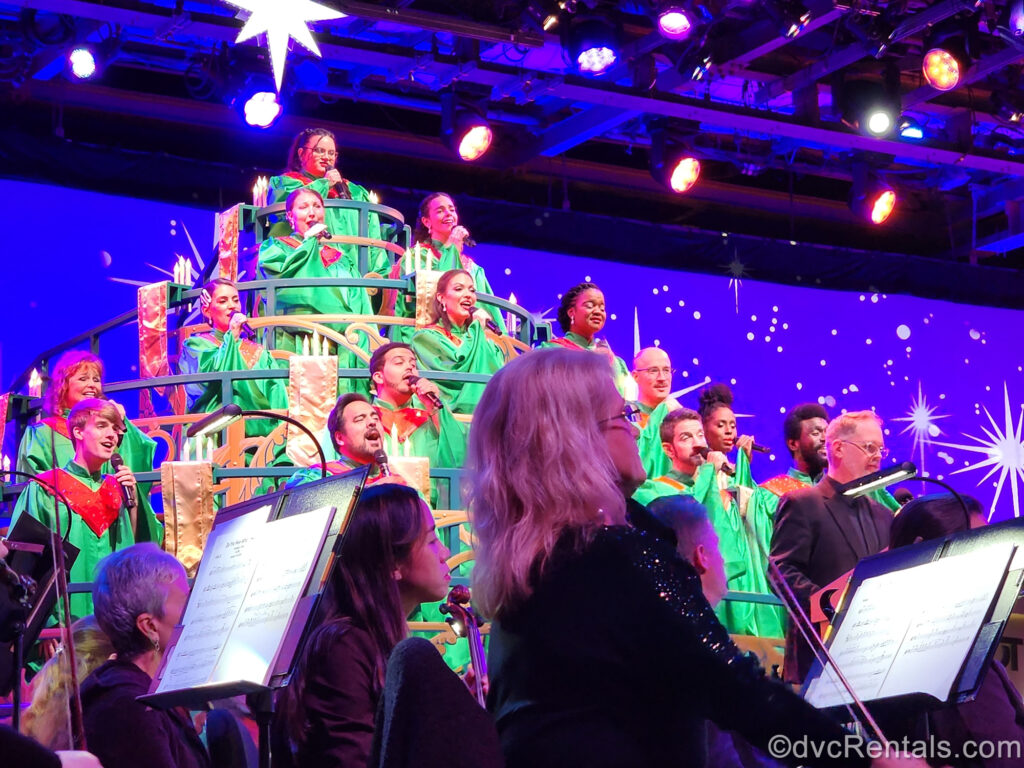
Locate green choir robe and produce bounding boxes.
[411,321,507,415]
[268,171,389,276]
[634,398,679,481]
[178,330,289,437]
[389,240,506,344]
[16,416,163,546]
[539,332,632,398]
[11,460,140,620]
[283,454,377,489]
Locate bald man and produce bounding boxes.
[632,346,680,479]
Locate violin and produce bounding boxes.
[439,584,488,707]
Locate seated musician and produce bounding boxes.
[10,399,156,620]
[273,484,450,768]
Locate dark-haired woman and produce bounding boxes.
[888,494,1024,768]
[179,278,288,437]
[268,127,388,276]
[274,484,451,768]
[539,282,630,397]
[411,269,508,414]
[387,192,505,344]
[697,382,784,637]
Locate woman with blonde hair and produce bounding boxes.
[22,616,115,750]
[469,348,930,768]
[411,269,507,414]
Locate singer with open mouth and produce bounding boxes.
[179,277,289,440]
[386,192,507,344]
[267,127,389,277]
[258,187,375,380]
[11,398,153,624]
[411,269,510,414]
[16,350,163,550]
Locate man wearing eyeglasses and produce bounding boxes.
[631,347,681,480]
[770,410,895,685]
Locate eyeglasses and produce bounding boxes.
[634,366,675,377]
[839,440,889,459]
[302,146,338,159]
[598,404,643,427]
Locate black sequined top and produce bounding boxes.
[486,525,871,768]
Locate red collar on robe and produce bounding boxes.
[760,474,809,497]
[42,415,71,440]
[281,170,342,199]
[375,401,434,441]
[37,468,122,537]
[278,235,343,269]
[548,336,587,351]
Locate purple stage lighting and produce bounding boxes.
[68,47,97,80]
[243,91,282,128]
[657,7,693,40]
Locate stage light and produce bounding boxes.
[922,47,961,91]
[564,15,621,76]
[992,91,1024,123]
[850,166,896,224]
[898,117,925,140]
[839,79,900,137]
[656,5,694,40]
[765,0,812,39]
[650,122,701,194]
[243,91,282,128]
[68,46,97,79]
[441,93,494,162]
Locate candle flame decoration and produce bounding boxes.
[506,292,519,338]
[253,176,270,207]
[28,368,43,398]
[369,190,380,204]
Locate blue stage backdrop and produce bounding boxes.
[2,179,1023,521]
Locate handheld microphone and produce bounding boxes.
[110,453,137,509]
[304,222,330,240]
[372,449,392,477]
[694,446,735,477]
[751,442,771,454]
[326,163,351,199]
[406,375,444,410]
[230,312,256,339]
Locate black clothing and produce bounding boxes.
[487,525,868,768]
[770,476,892,684]
[0,725,61,768]
[80,657,211,768]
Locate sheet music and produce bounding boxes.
[154,505,333,693]
[806,543,1013,708]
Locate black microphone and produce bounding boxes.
[230,312,256,339]
[406,375,444,410]
[326,163,351,200]
[751,442,771,454]
[110,453,136,510]
[694,446,735,477]
[372,449,392,477]
[469,306,502,335]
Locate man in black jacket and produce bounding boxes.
[770,410,894,685]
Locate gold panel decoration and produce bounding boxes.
[414,269,443,328]
[137,282,170,382]
[215,204,241,281]
[161,460,215,577]
[389,455,430,499]
[286,353,338,467]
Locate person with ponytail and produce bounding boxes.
[274,484,451,768]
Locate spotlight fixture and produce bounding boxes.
[764,0,812,39]
[849,165,896,225]
[67,46,97,79]
[898,116,925,140]
[564,14,621,75]
[921,19,975,92]
[230,73,283,128]
[992,90,1024,123]
[650,122,701,194]
[441,93,494,162]
[656,3,695,40]
[839,79,901,137]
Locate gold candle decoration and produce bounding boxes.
[28,368,42,398]
[182,437,191,463]
[302,335,310,357]
[369,190,380,204]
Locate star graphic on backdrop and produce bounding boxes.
[933,383,1024,520]
[892,382,949,475]
[223,0,346,91]
[721,254,750,314]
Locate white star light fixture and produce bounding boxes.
[933,383,1024,520]
[892,382,949,475]
[223,0,346,91]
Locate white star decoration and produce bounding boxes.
[892,382,949,475]
[223,0,346,91]
[933,383,1024,520]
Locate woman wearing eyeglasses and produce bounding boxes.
[471,350,930,768]
[539,282,631,397]
[267,128,389,276]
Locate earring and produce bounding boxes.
[151,635,160,653]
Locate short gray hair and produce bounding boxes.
[93,544,186,659]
